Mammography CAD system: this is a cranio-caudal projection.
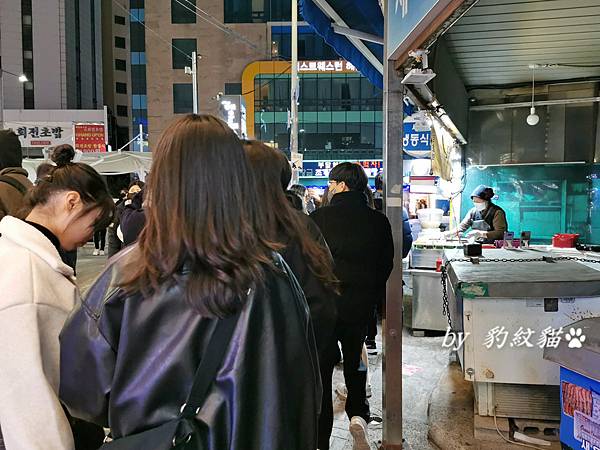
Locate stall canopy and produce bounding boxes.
[300,0,384,88]
[22,151,153,181]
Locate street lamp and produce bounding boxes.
[0,69,29,130]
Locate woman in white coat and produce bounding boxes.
[0,145,114,450]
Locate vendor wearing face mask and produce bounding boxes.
[445,185,508,243]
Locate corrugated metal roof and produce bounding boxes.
[444,0,600,86]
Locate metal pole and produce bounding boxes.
[192,51,198,114]
[0,70,4,131]
[137,123,143,152]
[383,0,404,447]
[290,0,299,164]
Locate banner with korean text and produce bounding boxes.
[74,123,106,152]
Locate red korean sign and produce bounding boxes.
[74,123,106,152]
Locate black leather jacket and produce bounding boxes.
[59,247,321,450]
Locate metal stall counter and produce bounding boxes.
[442,248,600,421]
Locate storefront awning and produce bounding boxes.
[300,0,384,88]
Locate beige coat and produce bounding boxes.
[0,216,76,449]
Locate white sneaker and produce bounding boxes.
[335,383,348,400]
[349,416,371,450]
[93,249,99,256]
[99,250,105,256]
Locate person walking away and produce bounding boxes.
[311,162,394,450]
[59,114,321,450]
[243,140,338,450]
[0,130,32,221]
[0,149,114,450]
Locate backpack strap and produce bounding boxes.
[180,309,242,418]
[0,175,28,195]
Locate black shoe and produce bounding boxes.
[365,340,376,350]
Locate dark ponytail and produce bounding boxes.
[26,144,114,229]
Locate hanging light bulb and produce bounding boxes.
[527,65,539,126]
[527,107,539,126]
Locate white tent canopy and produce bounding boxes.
[22,151,153,182]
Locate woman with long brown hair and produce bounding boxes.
[59,115,321,450]
[243,140,337,450]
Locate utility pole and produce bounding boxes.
[192,51,198,114]
[185,52,199,114]
[137,123,144,152]
[290,0,299,183]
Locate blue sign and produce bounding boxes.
[387,0,443,59]
[403,122,431,151]
[300,160,383,178]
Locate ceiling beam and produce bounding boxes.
[311,0,383,74]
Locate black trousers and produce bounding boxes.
[318,320,370,450]
[93,229,106,250]
[366,306,378,342]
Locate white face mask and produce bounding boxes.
[474,201,488,212]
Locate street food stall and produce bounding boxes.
[443,248,600,421]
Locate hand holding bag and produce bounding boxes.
[100,311,240,450]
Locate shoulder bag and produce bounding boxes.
[100,311,240,450]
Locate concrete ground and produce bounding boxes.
[76,245,548,450]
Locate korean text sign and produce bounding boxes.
[74,123,106,152]
[7,122,71,147]
[403,122,431,151]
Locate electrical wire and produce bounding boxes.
[242,65,292,96]
[175,0,290,61]
[493,408,546,450]
[112,0,193,62]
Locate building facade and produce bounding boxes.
[142,0,382,165]
[101,0,133,149]
[0,0,103,110]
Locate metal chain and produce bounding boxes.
[439,254,600,332]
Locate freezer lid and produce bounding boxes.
[444,248,600,298]
[543,318,600,381]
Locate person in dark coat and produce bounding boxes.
[0,130,32,221]
[243,141,338,450]
[310,162,394,450]
[59,114,321,450]
[107,181,144,257]
[119,187,146,246]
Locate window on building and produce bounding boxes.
[172,0,196,23]
[117,105,129,117]
[131,52,146,65]
[225,83,242,95]
[115,36,126,49]
[116,82,128,94]
[172,38,196,69]
[132,94,147,110]
[224,0,291,23]
[130,8,144,22]
[173,83,193,114]
[130,22,145,51]
[253,72,383,159]
[130,0,144,8]
[115,15,126,25]
[115,58,127,71]
[131,65,147,94]
[271,26,337,60]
